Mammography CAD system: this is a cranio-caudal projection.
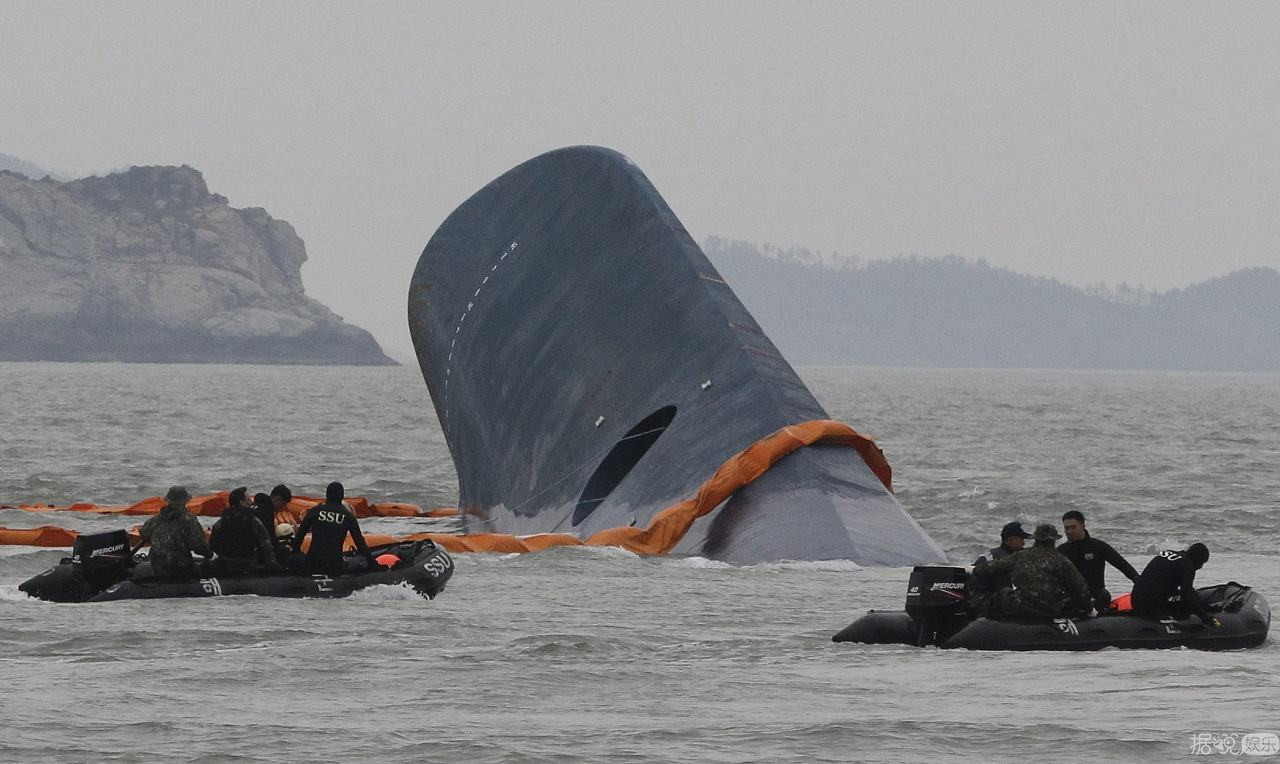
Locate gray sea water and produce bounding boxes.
[1,363,1276,763]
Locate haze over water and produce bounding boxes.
[1,363,1276,762]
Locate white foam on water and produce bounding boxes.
[746,559,865,573]
[347,582,427,602]
[1146,537,1197,555]
[0,584,48,603]
[671,556,732,569]
[555,544,640,560]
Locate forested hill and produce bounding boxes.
[705,238,1280,371]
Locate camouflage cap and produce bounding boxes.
[1033,523,1061,541]
[164,485,191,505]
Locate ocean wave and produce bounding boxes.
[672,556,733,569]
[746,559,865,573]
[348,582,431,602]
[0,584,47,603]
[0,545,65,559]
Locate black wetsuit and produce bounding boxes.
[1131,549,1212,621]
[292,502,373,575]
[253,499,277,545]
[1057,532,1139,610]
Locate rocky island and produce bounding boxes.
[0,165,393,364]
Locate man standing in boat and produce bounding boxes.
[972,524,1096,619]
[1057,510,1140,611]
[292,481,378,575]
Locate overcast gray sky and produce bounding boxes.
[3,2,1278,357]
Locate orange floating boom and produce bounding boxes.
[1,420,887,556]
[8,495,456,519]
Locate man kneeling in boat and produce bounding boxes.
[139,485,215,581]
[972,524,1097,619]
[292,481,378,575]
[209,487,281,576]
[1131,544,1221,628]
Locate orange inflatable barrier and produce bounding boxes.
[0,526,84,547]
[583,419,889,555]
[1,419,888,557]
[0,526,146,548]
[354,419,888,556]
[9,494,455,519]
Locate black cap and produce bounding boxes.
[326,481,344,502]
[1187,543,1210,567]
[270,484,292,501]
[1001,521,1033,540]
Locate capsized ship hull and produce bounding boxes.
[408,146,946,564]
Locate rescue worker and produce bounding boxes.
[273,522,299,566]
[1131,543,1221,627]
[291,481,377,575]
[138,485,213,580]
[208,487,279,576]
[969,521,1032,617]
[252,491,277,543]
[1058,510,1140,610]
[974,521,1032,566]
[270,484,294,523]
[972,523,1096,619]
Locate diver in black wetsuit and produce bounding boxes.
[252,492,276,542]
[1057,510,1140,610]
[269,484,293,523]
[292,482,377,575]
[1131,543,1221,628]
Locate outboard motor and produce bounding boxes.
[19,529,135,603]
[904,565,970,646]
[72,530,134,585]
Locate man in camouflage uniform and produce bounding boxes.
[972,523,1096,619]
[139,486,213,580]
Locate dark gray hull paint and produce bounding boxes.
[408,146,946,564]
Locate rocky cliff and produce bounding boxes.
[0,165,393,364]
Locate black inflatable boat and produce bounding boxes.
[19,530,454,603]
[833,566,1270,651]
